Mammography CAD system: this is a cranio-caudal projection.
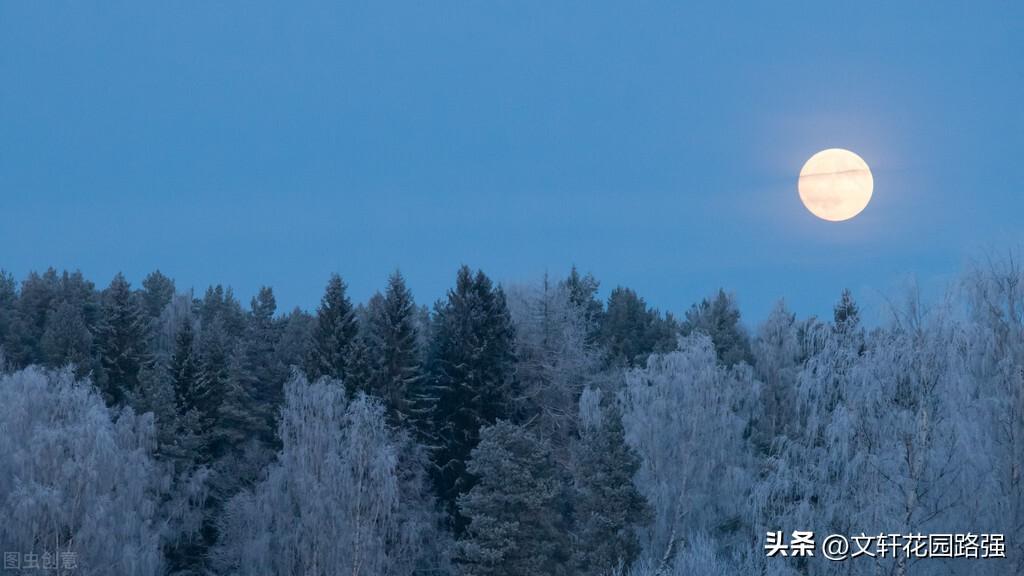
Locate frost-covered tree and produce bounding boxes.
[960,257,1024,573]
[563,266,603,339]
[0,367,168,576]
[753,288,976,576]
[622,335,756,570]
[213,374,435,576]
[570,387,650,576]
[456,420,569,576]
[749,300,802,453]
[508,274,601,452]
[427,266,518,532]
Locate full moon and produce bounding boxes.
[797,148,873,221]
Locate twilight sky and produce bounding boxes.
[2,2,1021,324]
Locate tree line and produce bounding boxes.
[0,261,1020,575]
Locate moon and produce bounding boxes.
[797,148,873,221]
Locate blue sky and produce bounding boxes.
[2,2,1021,324]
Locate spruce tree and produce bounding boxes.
[307,274,359,382]
[364,271,423,424]
[571,389,649,576]
[97,273,148,405]
[833,288,860,331]
[428,266,518,533]
[40,300,94,375]
[275,308,314,372]
[0,271,16,367]
[241,286,283,445]
[7,268,60,367]
[832,288,866,356]
[456,420,568,576]
[168,316,211,464]
[39,271,101,377]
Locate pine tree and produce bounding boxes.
[97,272,148,405]
[307,274,359,382]
[364,271,423,424]
[571,388,650,576]
[428,266,518,532]
[456,420,568,576]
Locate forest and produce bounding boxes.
[0,261,1020,576]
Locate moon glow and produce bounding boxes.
[797,148,873,221]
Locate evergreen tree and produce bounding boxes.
[680,289,753,367]
[364,271,423,424]
[141,269,176,320]
[275,307,314,372]
[833,288,860,332]
[167,316,212,465]
[456,420,568,576]
[599,287,676,367]
[171,317,201,416]
[831,288,866,358]
[39,300,94,375]
[571,388,650,576]
[243,286,284,444]
[428,266,518,533]
[0,271,15,368]
[195,335,231,461]
[307,274,359,382]
[563,266,603,336]
[152,316,212,575]
[97,272,148,405]
[7,268,59,367]
[193,285,245,453]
